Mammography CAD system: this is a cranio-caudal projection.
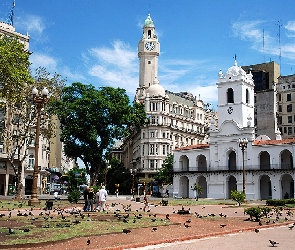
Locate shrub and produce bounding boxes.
[68,190,82,203]
[266,198,295,206]
[244,207,263,221]
[260,206,271,217]
[231,190,245,206]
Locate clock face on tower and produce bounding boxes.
[227,107,233,114]
[145,42,155,51]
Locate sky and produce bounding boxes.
[1,0,295,108]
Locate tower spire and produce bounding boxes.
[7,0,16,26]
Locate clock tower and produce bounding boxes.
[136,14,160,100]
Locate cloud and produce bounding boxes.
[232,19,295,61]
[30,52,57,72]
[87,40,138,94]
[16,14,45,35]
[285,21,295,38]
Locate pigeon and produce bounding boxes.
[184,223,191,228]
[23,228,30,232]
[165,214,170,220]
[123,229,131,234]
[269,240,279,247]
[289,225,294,230]
[9,228,14,234]
[220,224,226,228]
[259,221,262,226]
[186,218,191,223]
[87,239,90,245]
[254,228,259,233]
[152,227,157,232]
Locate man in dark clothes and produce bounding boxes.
[83,186,90,211]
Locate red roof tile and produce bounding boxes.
[174,144,209,151]
[254,138,295,145]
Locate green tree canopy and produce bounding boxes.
[51,82,147,185]
[0,35,33,104]
[155,154,174,185]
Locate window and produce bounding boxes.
[150,102,157,111]
[284,127,287,133]
[142,132,145,139]
[246,89,249,104]
[142,145,145,156]
[287,104,292,112]
[288,127,292,135]
[278,116,282,125]
[167,145,169,154]
[278,94,281,101]
[278,105,282,112]
[28,155,34,170]
[155,144,158,155]
[148,61,151,64]
[227,88,234,103]
[150,144,154,155]
[288,116,292,123]
[151,116,156,124]
[150,131,155,137]
[162,132,165,138]
[163,145,166,155]
[150,160,154,169]
[287,93,292,101]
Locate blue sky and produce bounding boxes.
[1,0,295,108]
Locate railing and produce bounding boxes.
[174,164,294,173]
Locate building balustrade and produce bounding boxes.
[174,164,294,173]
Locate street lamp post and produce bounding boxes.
[130,169,136,200]
[28,87,48,206]
[238,138,248,196]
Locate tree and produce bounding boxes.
[51,82,147,185]
[67,166,87,192]
[154,154,174,185]
[192,183,203,201]
[231,190,246,206]
[0,35,33,105]
[1,67,65,199]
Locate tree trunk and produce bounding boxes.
[15,165,23,201]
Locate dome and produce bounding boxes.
[147,78,165,97]
[143,14,154,28]
[225,60,246,77]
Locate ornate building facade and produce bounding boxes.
[121,15,211,184]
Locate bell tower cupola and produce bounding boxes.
[217,59,255,130]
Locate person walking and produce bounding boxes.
[53,191,58,202]
[98,186,108,211]
[88,188,94,211]
[143,194,150,212]
[115,189,119,198]
[95,188,100,210]
[83,186,90,212]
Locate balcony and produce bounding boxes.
[174,164,294,173]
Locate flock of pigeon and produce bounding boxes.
[0,201,294,248]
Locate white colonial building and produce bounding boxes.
[173,60,295,200]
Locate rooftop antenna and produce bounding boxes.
[276,20,282,70]
[263,29,265,63]
[7,0,15,26]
